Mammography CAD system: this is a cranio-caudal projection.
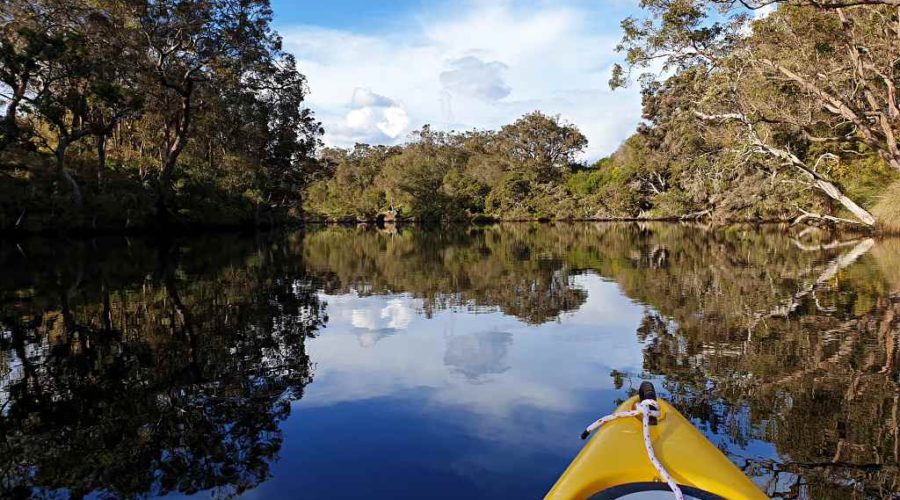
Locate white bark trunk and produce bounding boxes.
[693,110,877,226]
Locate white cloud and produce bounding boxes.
[440,56,511,101]
[334,88,411,144]
[382,298,413,330]
[281,0,643,160]
[351,87,395,108]
[350,307,377,330]
[337,293,416,347]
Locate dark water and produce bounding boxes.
[2,223,899,499]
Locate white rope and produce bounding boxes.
[582,399,684,500]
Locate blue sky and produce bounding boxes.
[271,0,429,31]
[271,0,646,160]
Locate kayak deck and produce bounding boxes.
[545,396,767,500]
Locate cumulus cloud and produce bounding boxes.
[351,87,396,108]
[440,56,511,101]
[381,298,413,330]
[281,1,643,159]
[334,88,410,144]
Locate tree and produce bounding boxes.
[257,54,323,217]
[11,1,141,207]
[304,144,396,220]
[0,0,321,232]
[134,0,284,220]
[381,150,453,220]
[611,0,898,225]
[0,1,67,149]
[493,111,587,182]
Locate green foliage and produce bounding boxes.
[0,0,322,231]
[303,144,394,220]
[609,0,900,227]
[484,172,532,217]
[494,111,587,182]
[566,168,604,197]
[304,113,591,222]
[7,0,899,229]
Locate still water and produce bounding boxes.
[2,223,899,499]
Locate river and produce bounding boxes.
[1,223,898,498]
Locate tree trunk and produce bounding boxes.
[755,141,877,226]
[1,78,27,148]
[101,278,113,333]
[694,110,877,226]
[881,152,900,172]
[812,177,876,226]
[96,134,107,188]
[55,141,83,208]
[758,58,900,174]
[157,87,193,222]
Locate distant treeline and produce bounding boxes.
[304,113,599,222]
[0,0,321,232]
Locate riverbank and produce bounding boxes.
[4,212,889,238]
[0,147,305,235]
[4,144,895,235]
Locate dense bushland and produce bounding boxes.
[0,0,321,232]
[3,0,899,230]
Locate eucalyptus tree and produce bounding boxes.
[0,0,321,230]
[493,111,588,182]
[205,50,322,221]
[0,1,66,149]
[133,0,285,219]
[4,0,142,207]
[83,1,146,186]
[257,54,323,216]
[612,0,899,225]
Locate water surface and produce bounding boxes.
[2,223,899,499]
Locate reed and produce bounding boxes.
[873,180,900,235]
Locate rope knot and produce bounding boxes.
[581,398,684,500]
[637,398,660,416]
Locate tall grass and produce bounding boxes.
[873,180,900,234]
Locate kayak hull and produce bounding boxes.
[545,396,768,500]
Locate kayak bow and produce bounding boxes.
[546,382,768,500]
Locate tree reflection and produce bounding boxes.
[303,224,587,324]
[0,234,325,498]
[303,222,900,496]
[2,223,900,497]
[591,227,900,498]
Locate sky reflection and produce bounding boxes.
[251,274,647,498]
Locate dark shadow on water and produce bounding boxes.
[0,232,325,498]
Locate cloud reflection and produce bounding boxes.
[444,330,513,381]
[303,274,644,424]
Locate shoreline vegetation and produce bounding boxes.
[2,0,899,235]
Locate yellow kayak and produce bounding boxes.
[546,383,768,500]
